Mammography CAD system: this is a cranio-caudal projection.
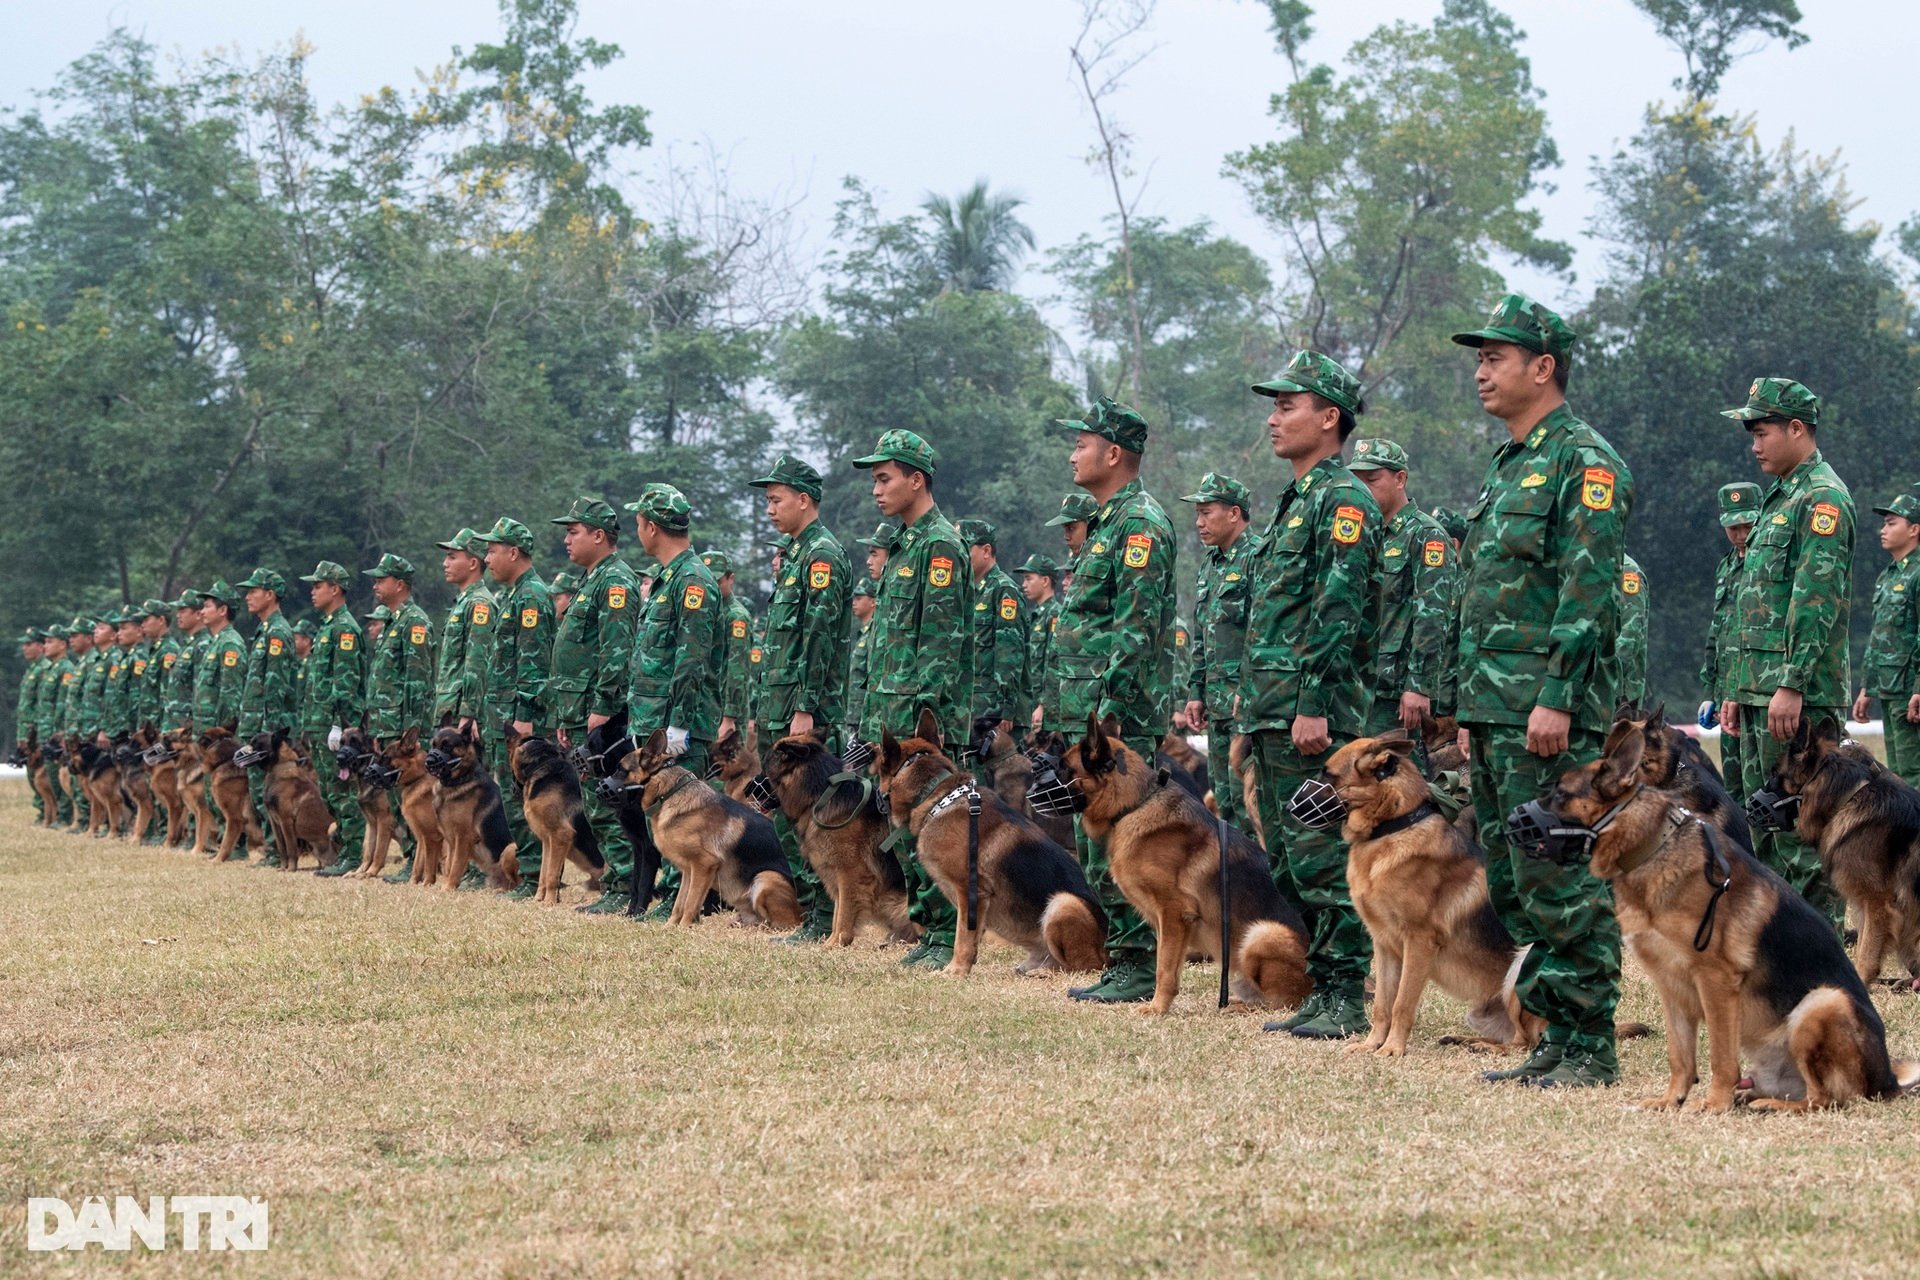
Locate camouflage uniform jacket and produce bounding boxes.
[39,657,74,739]
[238,611,300,737]
[1728,451,1853,707]
[1171,616,1193,706]
[1370,506,1457,712]
[1050,480,1177,742]
[434,581,497,724]
[1190,536,1252,724]
[626,548,722,743]
[15,657,43,743]
[366,600,436,738]
[548,555,638,730]
[1698,548,1745,701]
[843,617,872,741]
[1026,596,1060,725]
[195,625,249,730]
[1456,405,1633,732]
[1614,554,1650,706]
[76,647,109,736]
[756,519,851,731]
[302,606,366,733]
[1860,550,1920,701]
[102,646,135,737]
[717,593,754,724]
[1237,456,1381,737]
[485,570,554,729]
[971,563,1030,724]
[861,505,975,747]
[165,632,202,730]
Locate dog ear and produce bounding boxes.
[1646,701,1666,728]
[880,730,901,776]
[400,725,420,753]
[503,722,521,746]
[1099,713,1123,742]
[915,707,942,747]
[714,727,735,754]
[1613,698,1635,724]
[1811,715,1843,748]
[1598,727,1646,796]
[1599,717,1637,759]
[1080,714,1113,774]
[644,727,667,761]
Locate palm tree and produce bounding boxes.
[920,181,1037,293]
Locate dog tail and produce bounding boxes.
[1237,919,1312,1009]
[750,870,804,931]
[1040,892,1108,973]
[572,812,605,870]
[1893,1059,1920,1093]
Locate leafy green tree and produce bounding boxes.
[919,181,1036,293]
[1629,0,1808,99]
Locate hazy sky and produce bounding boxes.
[4,1,1913,319]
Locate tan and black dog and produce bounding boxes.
[1061,714,1312,1016]
[365,727,444,884]
[133,724,188,847]
[760,732,918,947]
[248,729,335,871]
[1768,715,1920,987]
[174,730,217,854]
[708,724,762,805]
[878,713,1107,977]
[1313,732,1542,1057]
[200,727,264,862]
[610,729,800,928]
[115,739,157,845]
[1541,720,1918,1112]
[333,726,397,878]
[1616,703,1752,851]
[22,731,59,827]
[71,738,128,838]
[426,725,518,891]
[504,726,605,905]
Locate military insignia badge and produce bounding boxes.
[223,651,237,668]
[896,564,915,578]
[1090,542,1106,555]
[1581,467,1615,511]
[732,619,747,638]
[607,586,628,609]
[472,603,491,625]
[409,625,427,645]
[1520,473,1548,488]
[749,646,763,663]
[929,556,954,588]
[1384,546,1403,558]
[1810,502,1840,536]
[133,660,147,675]
[809,560,831,590]
[1000,597,1018,621]
[683,584,706,610]
[1286,516,1304,529]
[339,633,355,650]
[1175,629,1188,647]
[1423,540,1446,567]
[1224,571,1240,581]
[268,638,283,657]
[519,608,538,629]
[974,601,987,612]
[1123,533,1152,568]
[1623,571,1642,595]
[1331,505,1364,546]
[163,653,176,669]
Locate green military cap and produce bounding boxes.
[236,567,287,596]
[623,482,692,532]
[1429,507,1469,543]
[103,609,130,626]
[549,570,580,595]
[700,549,734,576]
[362,553,414,583]
[475,516,535,553]
[202,579,242,608]
[1450,293,1577,367]
[1252,349,1363,414]
[1722,376,1822,427]
[765,535,793,551]
[851,428,939,475]
[1045,492,1100,527]
[299,560,352,587]
[1871,492,1920,522]
[1347,438,1408,473]
[20,628,39,643]
[139,598,169,618]
[363,603,393,622]
[1055,397,1149,454]
[852,577,877,599]
[549,496,620,534]
[748,453,825,501]
[855,522,900,550]
[291,618,317,638]
[435,527,490,557]
[1718,482,1761,527]
[956,518,997,547]
[1016,552,1062,577]
[66,617,92,635]
[171,589,204,609]
[1179,471,1254,509]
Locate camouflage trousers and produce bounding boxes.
[305,733,364,868]
[1468,723,1619,1046]
[1879,701,1920,790]
[1735,704,1844,928]
[1715,718,1746,805]
[1248,729,1369,996]
[480,722,536,882]
[562,723,635,895]
[892,827,958,949]
[763,718,830,918]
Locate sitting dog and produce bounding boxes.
[1617,702,1752,851]
[248,729,335,871]
[200,727,264,862]
[504,726,606,905]
[426,725,518,891]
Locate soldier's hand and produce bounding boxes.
[555,726,571,748]
[1719,701,1738,734]
[1030,705,1044,733]
[511,720,533,738]
[1852,692,1871,724]
[718,716,736,740]
[1906,694,1920,725]
[1183,700,1204,731]
[1524,706,1570,757]
[790,709,815,737]
[586,713,610,733]
[1397,692,1431,733]
[1766,687,1803,742]
[1291,715,1331,756]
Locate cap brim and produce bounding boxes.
[1250,377,1309,398]
[848,453,887,469]
[1043,515,1081,527]
[1346,460,1398,473]
[1720,407,1767,421]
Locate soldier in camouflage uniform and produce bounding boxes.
[15,630,45,822]
[1614,555,1650,708]
[1046,492,1097,567]
[236,568,301,865]
[1698,483,1758,799]
[1178,472,1253,828]
[1017,553,1062,737]
[166,594,203,732]
[102,613,139,743]
[1452,295,1633,1087]
[843,577,877,743]
[1237,353,1381,1039]
[434,529,497,733]
[1719,377,1851,927]
[1048,399,1177,1005]
[132,603,175,742]
[365,553,437,879]
[477,517,555,896]
[855,523,898,584]
[854,429,975,969]
[298,562,367,876]
[702,551,755,740]
[1170,616,1193,719]
[33,630,74,825]
[195,583,249,732]
[750,454,853,941]
[549,572,579,625]
[1855,492,1920,787]
[1348,440,1457,739]
[958,519,1030,748]
[547,498,639,913]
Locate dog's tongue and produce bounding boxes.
[338,767,353,782]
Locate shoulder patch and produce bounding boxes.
[1622,570,1642,595]
[1423,540,1447,568]
[1581,467,1615,512]
[731,618,747,639]
[1123,533,1153,569]
[268,638,284,657]
[223,650,238,668]
[749,646,763,663]
[520,607,539,629]
[607,585,628,610]
[163,653,176,669]
[338,632,355,651]
[1810,502,1840,537]
[808,560,831,590]
[1331,505,1364,546]
[133,659,147,675]
[472,602,491,626]
[999,596,1018,621]
[929,556,954,588]
[682,584,706,610]
[409,624,428,645]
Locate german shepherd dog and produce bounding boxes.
[174,730,216,854]
[71,737,128,838]
[1767,716,1920,987]
[708,724,762,805]
[1535,720,1918,1111]
[504,726,605,904]
[1618,703,1752,851]
[1309,732,1543,1057]
[608,729,800,928]
[426,725,517,891]
[332,726,396,877]
[368,727,445,884]
[22,731,59,826]
[248,729,336,871]
[1060,714,1313,1015]
[132,724,188,847]
[760,732,918,947]
[879,711,1107,977]
[1006,728,1079,849]
[200,727,264,862]
[112,736,157,844]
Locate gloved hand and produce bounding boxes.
[327,725,345,751]
[1696,700,1716,730]
[665,726,689,757]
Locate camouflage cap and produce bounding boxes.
[852,577,877,599]
[1016,552,1062,577]
[855,522,901,550]
[549,571,580,595]
[67,617,95,635]
[1429,507,1469,543]
[202,579,242,608]
[236,567,287,596]
[623,482,693,533]
[1450,293,1577,367]
[851,428,939,475]
[1718,482,1761,527]
[138,599,170,619]
[748,453,825,501]
[1179,471,1253,510]
[172,590,203,610]
[1045,492,1100,527]
[299,560,352,587]
[1871,492,1920,522]
[362,553,414,583]
[1347,438,1408,473]
[20,628,41,643]
[1722,376,1822,427]
[104,610,129,627]
[475,516,535,554]
[549,496,619,534]
[700,550,734,576]
[1252,349,1363,414]
[292,619,317,638]
[363,604,393,623]
[435,527,489,558]
[1055,397,1149,454]
[956,518,997,548]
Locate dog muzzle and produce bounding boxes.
[424,749,460,782]
[334,745,370,781]
[703,756,725,781]
[7,746,27,767]
[141,742,177,767]
[113,743,142,767]
[360,758,400,790]
[1506,797,1626,867]
[1025,753,1084,817]
[232,744,269,769]
[1744,786,1801,833]
[744,773,779,813]
[595,775,644,807]
[1285,777,1348,831]
[841,737,874,772]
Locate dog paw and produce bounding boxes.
[1373,1043,1408,1059]
[1632,1095,1683,1112]
[1684,1092,1734,1115]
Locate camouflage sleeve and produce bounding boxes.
[1403,530,1458,700]
[1783,487,1854,693]
[591,583,635,720]
[918,537,975,743]
[1539,449,1629,713]
[512,597,555,726]
[330,632,366,726]
[987,582,1028,721]
[1188,569,1211,708]
[1619,570,1649,702]
[432,623,463,721]
[668,580,722,731]
[459,601,494,717]
[796,548,851,719]
[1096,516,1175,726]
[720,611,752,721]
[402,619,436,729]
[1698,557,1725,695]
[1296,495,1380,719]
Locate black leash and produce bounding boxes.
[1216,813,1231,1009]
[1367,802,1438,841]
[1693,823,1733,952]
[965,783,982,933]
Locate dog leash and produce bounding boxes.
[1216,813,1231,1009]
[1693,823,1733,953]
[966,784,982,935]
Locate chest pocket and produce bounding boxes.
[1489,487,1554,563]
[1745,522,1795,582]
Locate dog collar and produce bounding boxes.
[643,769,699,820]
[1613,803,1694,876]
[1365,801,1436,840]
[925,781,978,821]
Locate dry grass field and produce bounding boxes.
[4,776,1920,1278]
